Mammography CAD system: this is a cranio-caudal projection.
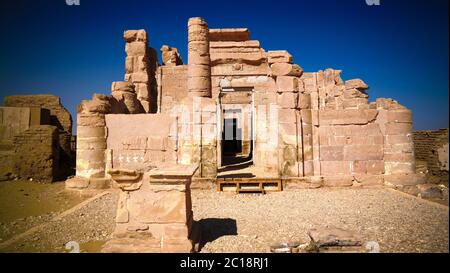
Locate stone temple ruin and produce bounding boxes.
[0,95,74,182]
[64,17,426,252]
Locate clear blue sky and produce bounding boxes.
[0,0,448,132]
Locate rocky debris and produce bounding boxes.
[417,184,445,199]
[308,227,363,247]
[396,183,449,205]
[269,227,364,253]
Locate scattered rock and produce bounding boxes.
[307,227,363,247]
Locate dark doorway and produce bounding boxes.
[223,118,241,155]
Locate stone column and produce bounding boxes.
[187,17,211,98]
[124,29,155,113]
[67,94,111,190]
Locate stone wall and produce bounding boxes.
[13,125,59,182]
[413,129,449,183]
[69,17,424,191]
[105,113,178,172]
[4,95,72,134]
[158,65,188,114]
[3,95,74,179]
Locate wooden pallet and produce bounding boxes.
[217,178,282,193]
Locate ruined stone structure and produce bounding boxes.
[67,17,424,191]
[0,95,73,181]
[64,16,428,253]
[414,129,449,184]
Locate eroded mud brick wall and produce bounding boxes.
[0,107,51,180]
[413,129,449,181]
[13,125,59,181]
[2,95,73,180]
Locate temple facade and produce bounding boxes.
[67,17,424,191]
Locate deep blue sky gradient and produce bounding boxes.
[0,0,448,132]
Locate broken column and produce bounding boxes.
[124,29,155,113]
[111,81,144,114]
[376,98,424,187]
[161,45,183,66]
[187,17,211,98]
[67,94,111,189]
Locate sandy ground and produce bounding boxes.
[193,188,448,253]
[0,183,448,253]
[0,180,88,244]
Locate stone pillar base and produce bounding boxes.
[102,165,198,253]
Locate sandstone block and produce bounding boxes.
[322,176,354,187]
[276,76,298,92]
[268,50,293,64]
[366,160,385,174]
[271,63,303,77]
[277,92,298,109]
[298,93,311,109]
[320,146,344,161]
[386,110,412,123]
[343,145,383,161]
[319,109,378,125]
[384,162,415,174]
[385,122,412,135]
[345,79,368,91]
[321,161,351,175]
[112,81,135,92]
[353,175,384,186]
[384,173,426,187]
[130,72,149,83]
[125,42,148,56]
[124,29,148,43]
[278,108,297,123]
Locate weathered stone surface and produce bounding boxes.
[125,42,148,56]
[112,81,135,92]
[209,28,250,42]
[308,227,363,247]
[188,17,211,97]
[268,50,293,64]
[384,173,426,187]
[124,29,148,43]
[276,76,298,92]
[345,79,368,91]
[13,125,59,182]
[161,45,183,66]
[322,176,354,187]
[319,109,378,125]
[4,94,72,134]
[103,165,197,253]
[413,129,449,183]
[271,63,303,77]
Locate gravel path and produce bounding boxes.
[0,187,447,253]
[0,191,118,253]
[192,188,449,253]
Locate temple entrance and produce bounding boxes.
[223,118,242,156]
[218,106,254,179]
